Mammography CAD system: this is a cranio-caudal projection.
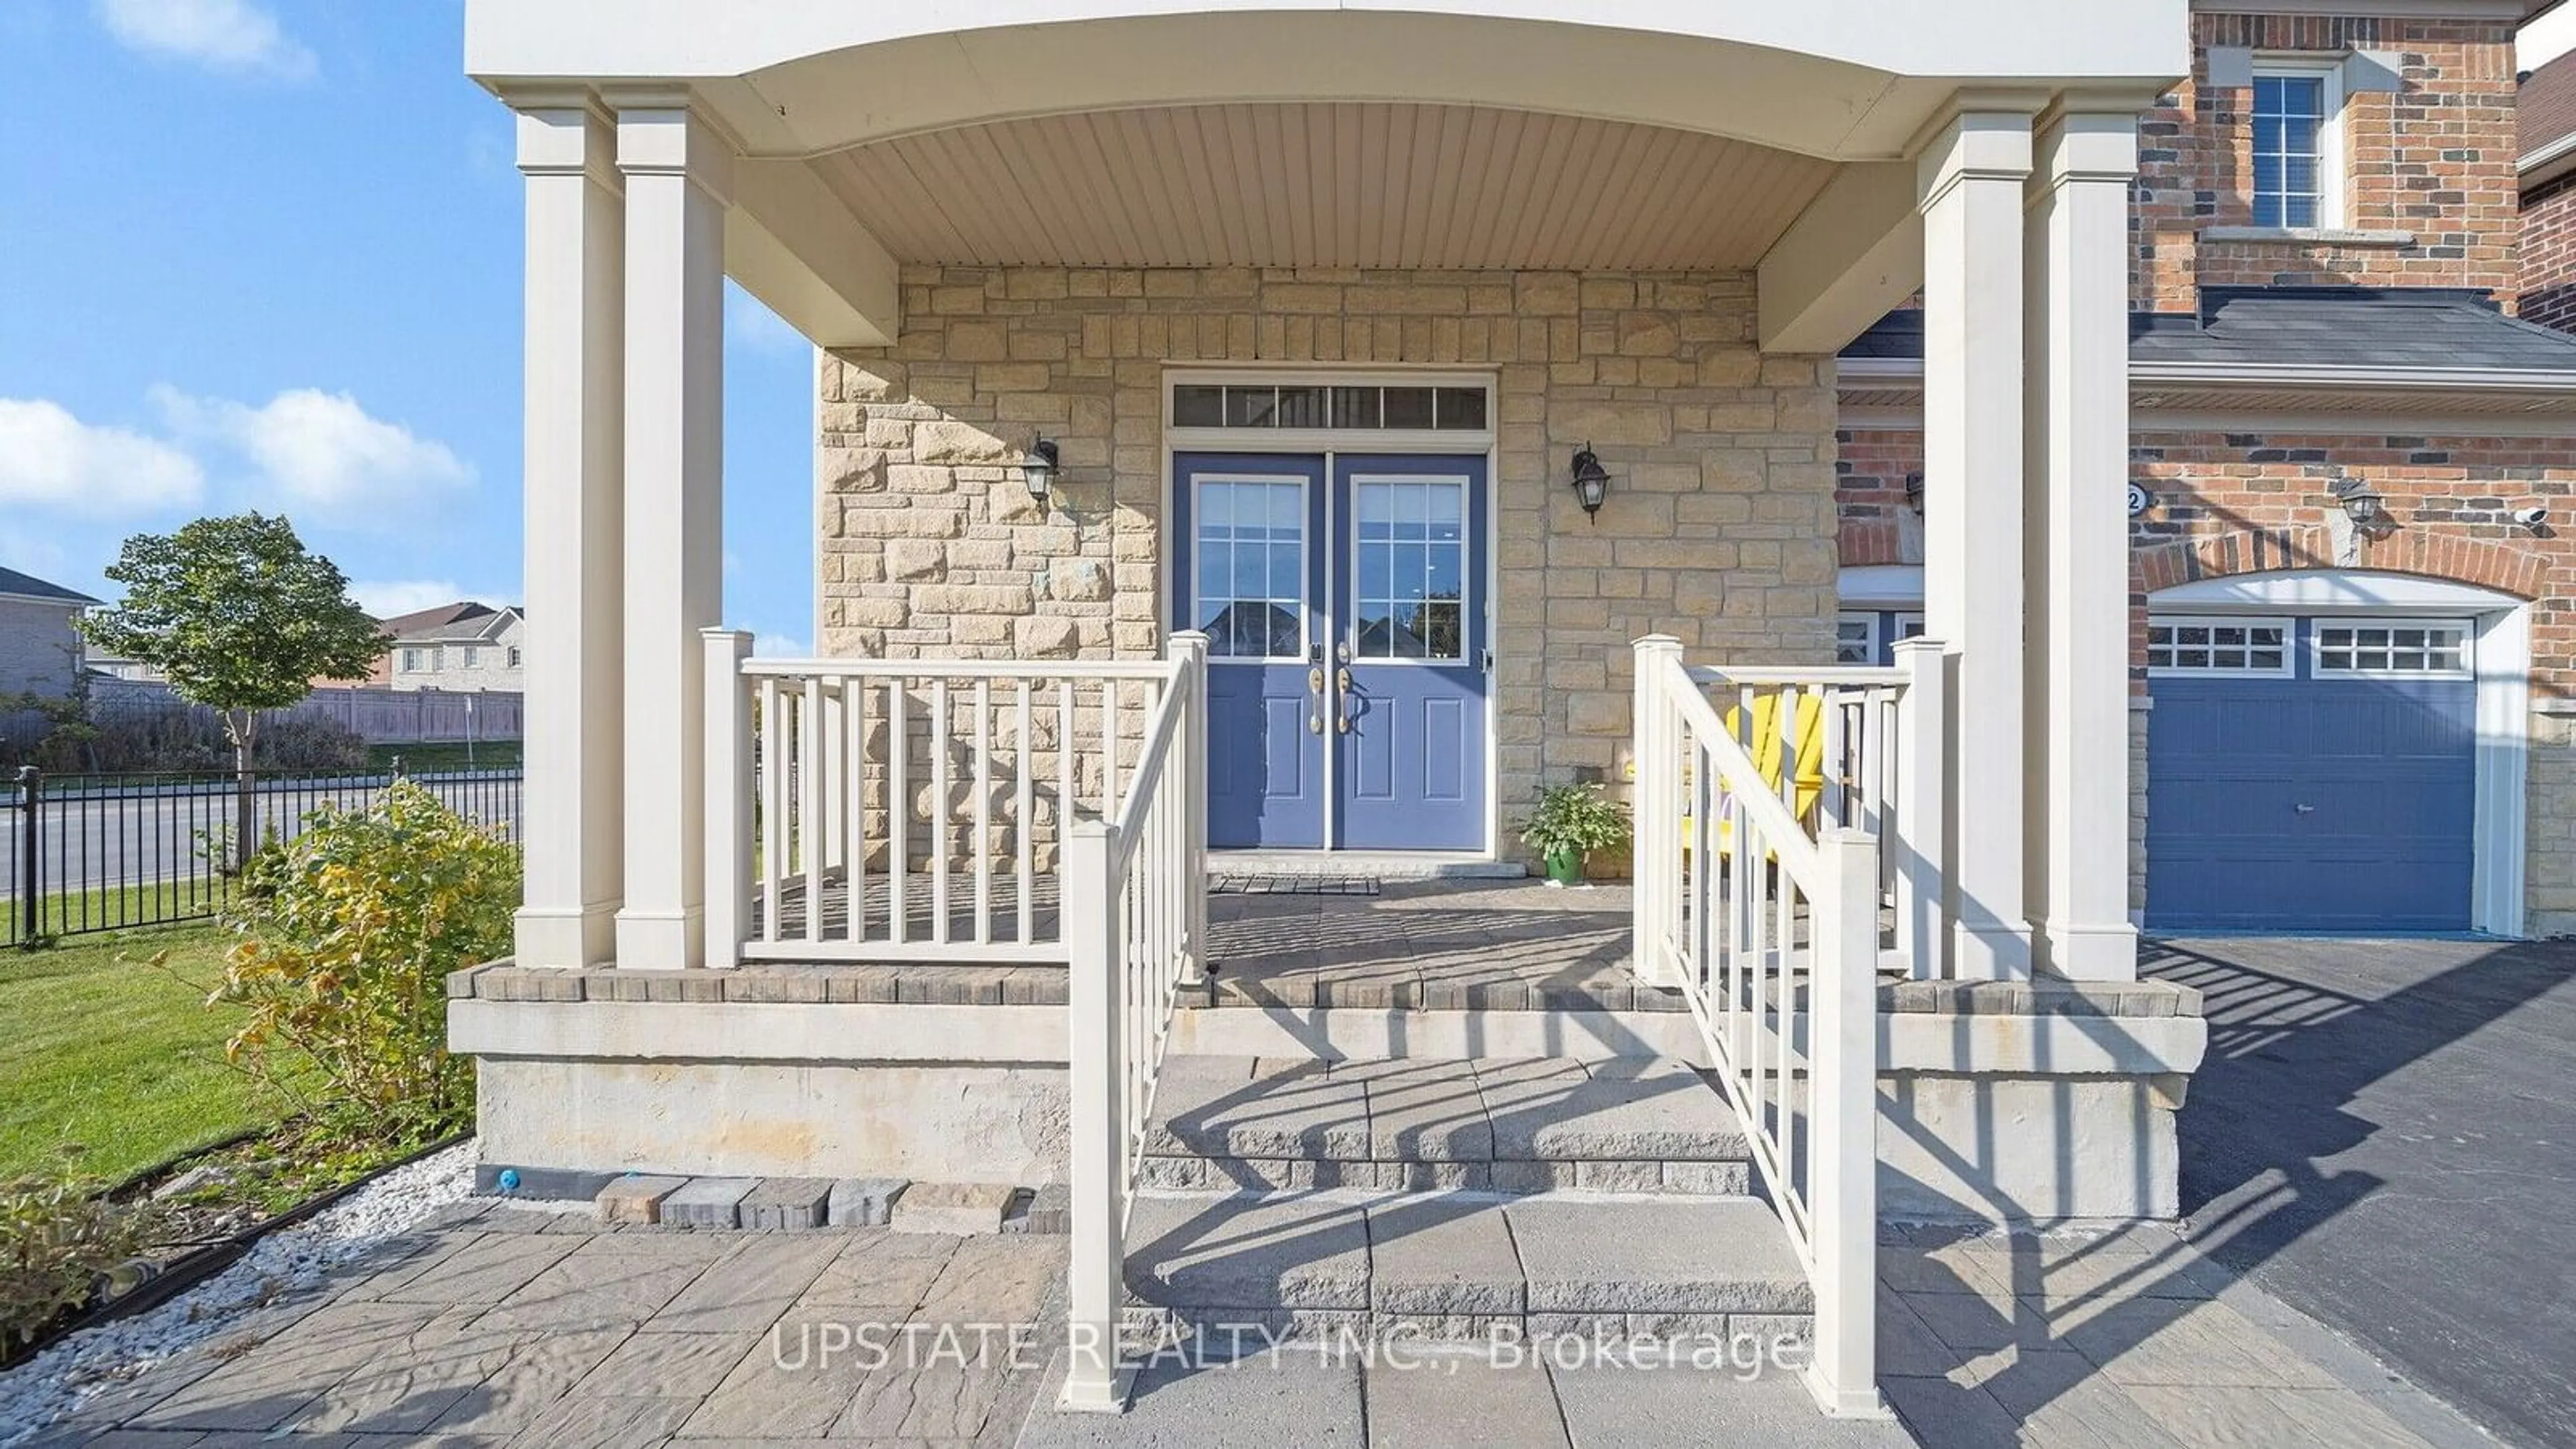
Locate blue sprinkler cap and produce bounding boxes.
[496,1168,521,1195]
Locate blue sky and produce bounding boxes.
[0,0,819,653]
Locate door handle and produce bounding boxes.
[1336,667,1355,733]
[1309,666,1326,694]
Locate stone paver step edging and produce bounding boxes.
[1121,1191,1813,1344]
[578,1173,1063,1234]
[1140,1055,1753,1196]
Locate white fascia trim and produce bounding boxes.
[1840,356,2576,393]
[2523,131,2576,189]
[2194,0,2526,15]
[2149,571,2522,612]
[2130,360,2576,391]
[1837,564,1926,606]
[0,592,91,610]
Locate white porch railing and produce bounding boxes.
[1679,636,1948,979]
[701,635,1195,965]
[1061,632,1208,1411]
[1630,634,1925,1417]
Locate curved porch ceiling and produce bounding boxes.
[469,5,2190,162]
[811,103,1837,270]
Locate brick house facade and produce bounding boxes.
[1837,0,2576,935]
[2522,40,2576,329]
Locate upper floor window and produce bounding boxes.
[399,647,425,672]
[506,646,521,668]
[462,645,480,667]
[2251,66,2339,229]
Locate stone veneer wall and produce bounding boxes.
[1835,425,2576,934]
[817,266,1841,843]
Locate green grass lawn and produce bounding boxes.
[9,879,231,945]
[0,924,282,1187]
[370,740,521,773]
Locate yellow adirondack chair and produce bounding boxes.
[1680,689,1827,855]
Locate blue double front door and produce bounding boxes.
[1173,452,1491,852]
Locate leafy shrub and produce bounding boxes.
[213,781,519,1143]
[0,1172,162,1348]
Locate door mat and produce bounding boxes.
[1208,874,1383,896]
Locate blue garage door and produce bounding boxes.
[2146,616,2477,933]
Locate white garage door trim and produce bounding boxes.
[2149,570,2528,938]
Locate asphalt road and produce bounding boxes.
[2145,935,2576,1449]
[0,773,521,898]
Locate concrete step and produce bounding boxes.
[1140,1055,1753,1194]
[1121,1192,1814,1345]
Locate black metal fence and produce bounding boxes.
[4,763,523,946]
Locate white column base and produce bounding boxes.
[513,904,619,971]
[2044,921,2140,982]
[615,908,705,971]
[1952,920,2033,983]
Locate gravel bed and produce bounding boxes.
[0,1140,477,1447]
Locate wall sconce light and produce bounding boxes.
[1570,445,1610,521]
[1903,472,1925,515]
[2332,475,2394,537]
[1022,438,1059,505]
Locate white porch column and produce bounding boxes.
[1919,108,2036,981]
[612,101,732,971]
[512,103,625,970]
[2026,109,2143,981]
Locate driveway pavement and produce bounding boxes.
[2145,936,2576,1449]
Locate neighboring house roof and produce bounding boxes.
[380,601,495,638]
[1839,288,2576,426]
[387,602,525,648]
[0,567,101,606]
[2519,50,2576,189]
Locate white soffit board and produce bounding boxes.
[810,103,1836,270]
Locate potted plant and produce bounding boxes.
[1520,782,1631,885]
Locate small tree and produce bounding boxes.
[80,515,384,869]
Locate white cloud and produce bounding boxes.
[95,0,315,78]
[153,385,474,513]
[753,633,812,659]
[348,580,494,620]
[0,397,204,516]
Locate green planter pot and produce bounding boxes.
[1544,847,1584,885]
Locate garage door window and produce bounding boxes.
[2315,622,2470,677]
[2147,618,2291,675]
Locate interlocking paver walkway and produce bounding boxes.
[26,1199,2507,1448]
[25,1203,1066,1448]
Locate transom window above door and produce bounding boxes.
[1171,382,1489,433]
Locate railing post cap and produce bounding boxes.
[698,625,753,643]
[1890,635,1946,655]
[1633,634,1686,655]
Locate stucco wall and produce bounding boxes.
[816,265,1841,841]
[0,598,84,699]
